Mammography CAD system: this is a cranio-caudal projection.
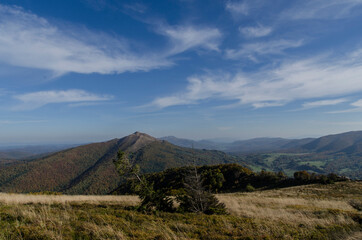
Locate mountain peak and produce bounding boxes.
[118,132,159,152]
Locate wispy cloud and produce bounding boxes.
[225,1,249,16]
[0,120,47,125]
[13,90,113,110]
[302,98,347,109]
[0,4,223,78]
[330,99,362,113]
[123,3,147,13]
[239,25,272,38]
[0,4,173,76]
[283,0,362,20]
[150,49,362,109]
[157,25,222,54]
[225,39,304,60]
[351,99,362,107]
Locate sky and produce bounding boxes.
[1,0,362,144]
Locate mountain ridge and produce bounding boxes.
[0,132,246,194]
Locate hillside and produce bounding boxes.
[227,138,302,153]
[0,132,245,195]
[130,140,242,173]
[163,132,362,179]
[1,131,361,195]
[0,181,360,239]
[159,136,229,151]
[162,136,314,153]
[301,131,362,154]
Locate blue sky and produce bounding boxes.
[1,0,362,144]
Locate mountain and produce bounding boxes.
[300,131,362,154]
[159,136,228,150]
[240,132,362,179]
[0,144,81,160]
[161,136,314,153]
[1,131,361,194]
[161,132,362,179]
[0,132,245,195]
[225,138,309,153]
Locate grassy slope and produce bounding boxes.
[0,182,360,240]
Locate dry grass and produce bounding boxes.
[217,194,355,226]
[0,193,139,205]
[0,182,361,239]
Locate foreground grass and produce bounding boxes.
[0,182,361,240]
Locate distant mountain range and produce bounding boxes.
[161,131,362,155]
[0,131,361,195]
[160,136,315,153]
[162,132,362,179]
[0,144,80,160]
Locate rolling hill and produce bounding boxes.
[300,131,362,154]
[162,132,362,179]
[161,136,314,153]
[0,132,245,195]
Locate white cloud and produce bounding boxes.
[283,0,362,20]
[239,25,272,38]
[0,4,222,77]
[0,4,173,76]
[158,25,222,54]
[302,98,347,108]
[151,49,362,109]
[351,99,362,107]
[225,1,249,16]
[14,90,113,110]
[331,99,362,113]
[225,39,303,60]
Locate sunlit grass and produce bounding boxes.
[0,182,361,239]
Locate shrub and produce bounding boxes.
[245,184,255,192]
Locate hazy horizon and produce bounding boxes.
[0,130,354,147]
[1,0,362,144]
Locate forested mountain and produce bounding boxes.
[0,132,245,194]
[0,131,361,195]
[159,136,228,150]
[300,131,362,154]
[161,136,314,153]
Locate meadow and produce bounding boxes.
[0,182,361,240]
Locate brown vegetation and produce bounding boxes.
[0,181,360,239]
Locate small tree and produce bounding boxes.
[177,167,227,215]
[113,150,174,212]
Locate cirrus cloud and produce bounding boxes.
[239,25,273,38]
[13,90,113,110]
[0,4,222,77]
[150,49,362,110]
